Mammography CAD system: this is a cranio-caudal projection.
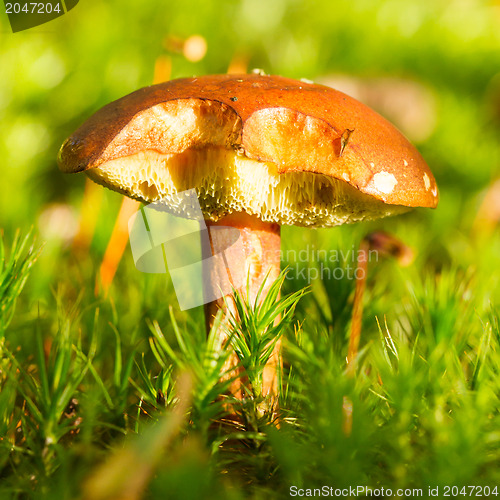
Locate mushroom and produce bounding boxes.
[58,74,439,399]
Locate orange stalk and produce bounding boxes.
[204,212,281,400]
[97,197,140,296]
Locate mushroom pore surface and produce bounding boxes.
[87,147,409,227]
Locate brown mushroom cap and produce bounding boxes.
[58,74,438,227]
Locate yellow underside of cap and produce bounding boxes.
[87,147,408,227]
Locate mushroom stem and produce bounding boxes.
[203,212,281,399]
[346,237,369,374]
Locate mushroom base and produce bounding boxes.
[203,212,281,400]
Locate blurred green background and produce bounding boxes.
[1,0,499,342]
[0,0,498,327]
[0,0,499,234]
[1,0,499,238]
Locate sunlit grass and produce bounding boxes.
[0,225,499,498]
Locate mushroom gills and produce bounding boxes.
[87,147,409,227]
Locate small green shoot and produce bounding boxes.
[224,269,308,399]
